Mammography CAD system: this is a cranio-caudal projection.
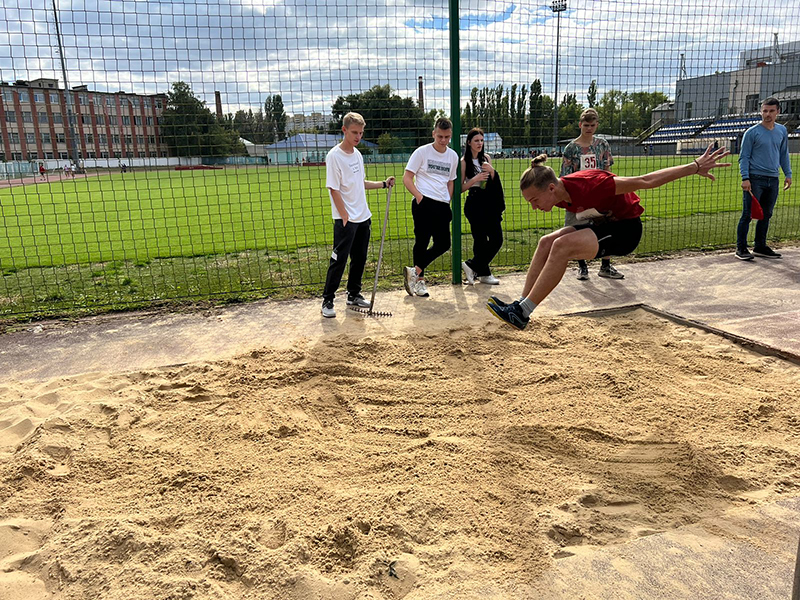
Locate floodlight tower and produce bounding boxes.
[551,0,567,151]
[51,0,81,171]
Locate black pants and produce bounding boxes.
[411,197,452,276]
[322,218,371,302]
[464,195,503,276]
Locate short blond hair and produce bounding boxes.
[579,108,599,123]
[342,112,366,128]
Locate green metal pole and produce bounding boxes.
[449,0,462,285]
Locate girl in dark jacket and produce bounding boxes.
[460,128,506,285]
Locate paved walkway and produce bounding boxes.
[1,247,798,382]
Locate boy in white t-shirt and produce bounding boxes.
[322,112,395,318]
[402,117,459,297]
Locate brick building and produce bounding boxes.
[0,78,168,162]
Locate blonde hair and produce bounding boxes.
[520,154,558,191]
[579,108,599,123]
[342,112,366,128]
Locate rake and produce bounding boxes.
[349,186,393,317]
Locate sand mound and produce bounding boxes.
[1,310,799,599]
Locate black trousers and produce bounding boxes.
[411,197,452,276]
[464,194,503,276]
[322,218,371,302]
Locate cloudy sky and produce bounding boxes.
[1,0,797,118]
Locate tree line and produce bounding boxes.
[157,80,668,157]
[462,80,668,146]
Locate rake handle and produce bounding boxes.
[367,186,392,314]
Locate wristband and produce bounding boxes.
[693,159,700,173]
[382,180,386,188]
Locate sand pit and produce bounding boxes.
[1,309,799,599]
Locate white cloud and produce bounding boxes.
[2,0,797,119]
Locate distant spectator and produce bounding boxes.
[735,97,792,261]
[560,108,623,281]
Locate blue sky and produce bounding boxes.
[1,0,797,118]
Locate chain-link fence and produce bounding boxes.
[1,0,798,318]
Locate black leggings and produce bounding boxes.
[464,194,503,276]
[411,197,452,276]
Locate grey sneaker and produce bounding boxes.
[598,264,624,279]
[478,274,500,285]
[403,266,417,296]
[461,261,476,285]
[413,279,429,297]
[735,248,754,261]
[576,264,589,281]
[321,300,336,318]
[346,293,370,308]
[752,246,781,259]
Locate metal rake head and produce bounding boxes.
[347,305,393,318]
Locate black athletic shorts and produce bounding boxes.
[573,217,642,259]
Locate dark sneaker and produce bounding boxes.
[321,300,336,318]
[487,300,529,331]
[598,264,624,279]
[576,265,589,281]
[752,246,781,259]
[346,293,370,308]
[735,248,754,261]
[487,296,515,308]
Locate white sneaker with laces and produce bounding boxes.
[413,279,430,297]
[321,301,336,318]
[461,261,476,285]
[403,266,417,296]
[478,274,500,285]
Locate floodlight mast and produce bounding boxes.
[551,0,567,152]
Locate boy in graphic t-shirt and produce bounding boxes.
[402,117,460,298]
[321,112,395,318]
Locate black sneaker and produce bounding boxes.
[487,296,515,309]
[346,293,371,308]
[735,248,754,261]
[752,246,781,259]
[487,300,529,330]
[576,264,589,281]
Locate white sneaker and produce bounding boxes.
[321,300,336,318]
[478,274,500,285]
[413,279,429,297]
[461,261,476,285]
[403,266,417,296]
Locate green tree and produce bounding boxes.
[264,95,287,142]
[587,80,598,108]
[558,93,583,140]
[160,82,240,156]
[377,133,404,154]
[330,85,432,148]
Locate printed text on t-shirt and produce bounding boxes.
[427,159,452,174]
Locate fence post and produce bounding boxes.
[449,0,462,284]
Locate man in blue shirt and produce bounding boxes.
[736,97,792,260]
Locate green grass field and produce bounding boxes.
[1,154,799,319]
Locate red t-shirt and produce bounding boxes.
[558,170,643,221]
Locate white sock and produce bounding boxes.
[519,298,537,318]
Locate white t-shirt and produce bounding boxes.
[405,143,459,203]
[325,145,371,223]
